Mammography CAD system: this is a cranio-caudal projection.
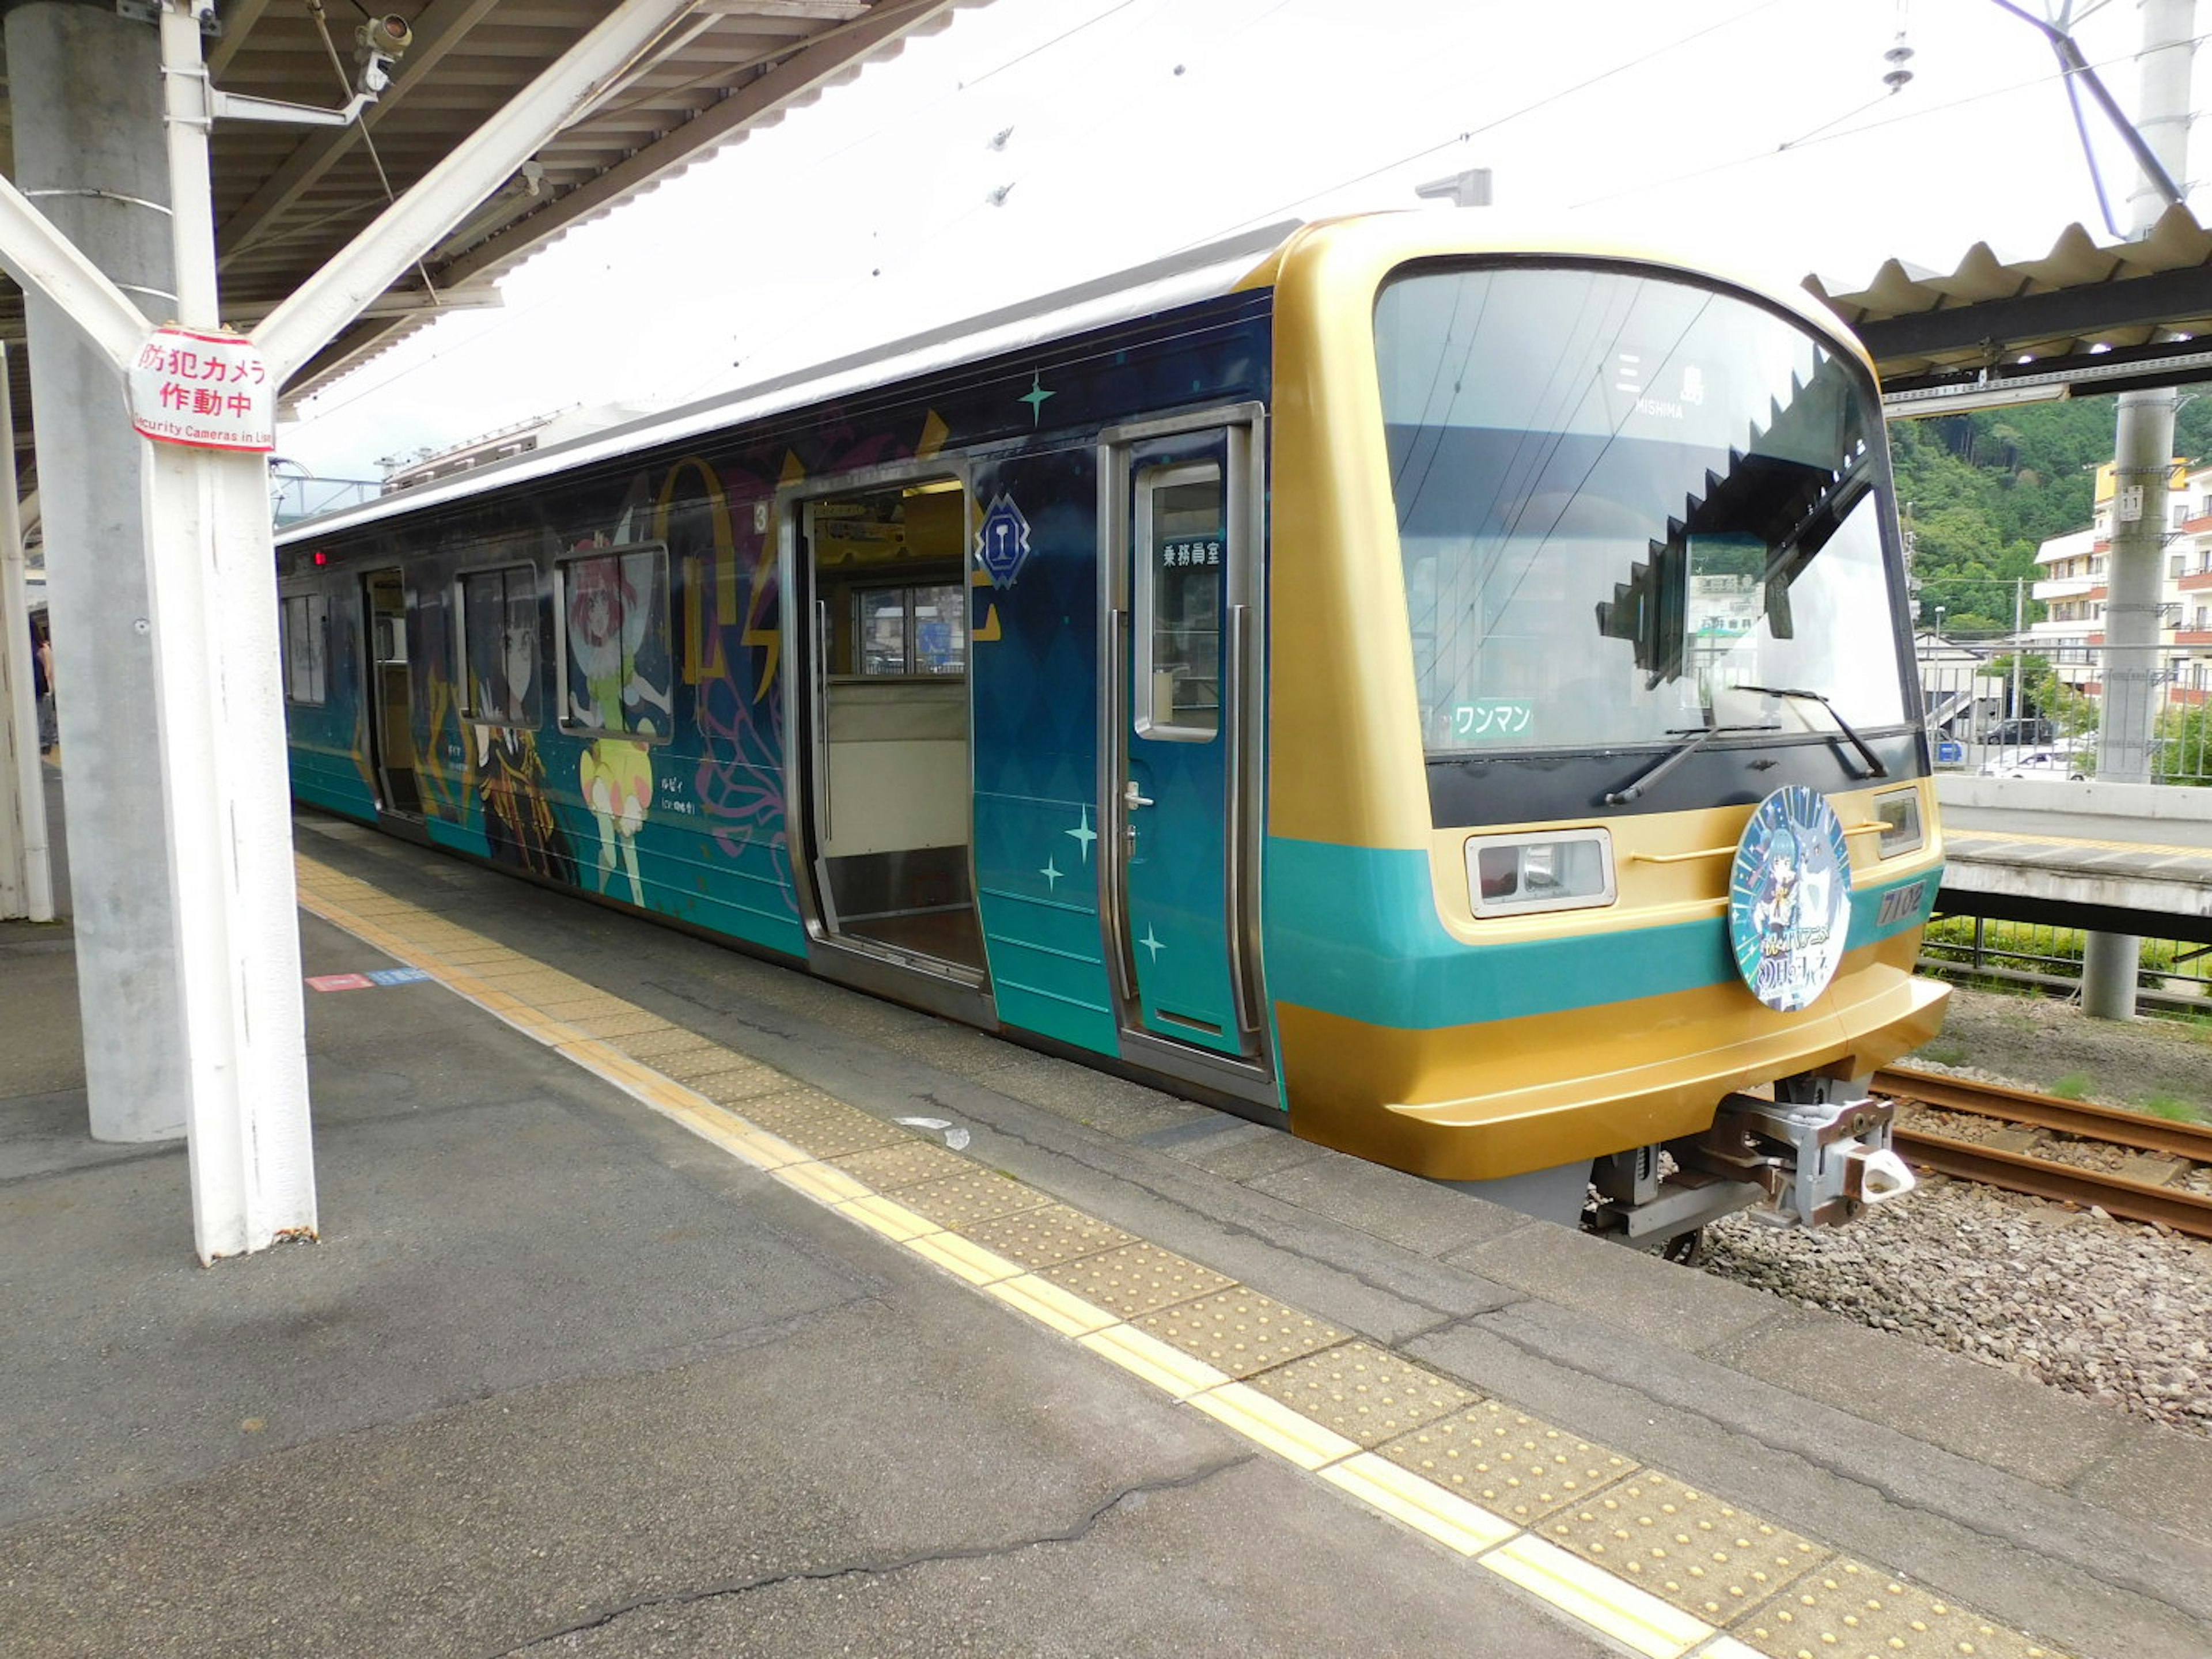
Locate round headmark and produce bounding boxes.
[1727,785,1852,1013]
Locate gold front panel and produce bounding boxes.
[1278,933,1948,1180]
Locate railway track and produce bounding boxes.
[1872,1067,2212,1241]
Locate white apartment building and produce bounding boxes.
[2030,460,2212,704]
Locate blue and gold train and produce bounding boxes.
[279,213,1946,1246]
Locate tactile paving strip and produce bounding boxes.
[892,1167,1057,1229]
[734,1088,911,1157]
[836,1140,977,1192]
[1738,1560,2069,1659]
[1131,1286,1346,1377]
[1245,1339,1480,1447]
[1039,1240,1237,1319]
[292,853,2083,1659]
[1376,1401,1638,1527]
[957,1203,1139,1269]
[1536,1472,1828,1625]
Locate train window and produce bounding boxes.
[1377,263,1911,757]
[281,593,328,706]
[557,544,674,738]
[1135,462,1223,740]
[459,566,541,727]
[854,583,967,675]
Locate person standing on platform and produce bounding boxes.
[33,623,55,753]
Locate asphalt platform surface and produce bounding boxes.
[5,769,2210,1659]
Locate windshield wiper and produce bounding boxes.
[1734,684,1888,779]
[1604,719,1781,806]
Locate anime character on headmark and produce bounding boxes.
[1729,785,1850,1014]
[566,547,672,905]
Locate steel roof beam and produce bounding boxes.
[217,0,508,262]
[258,0,707,383]
[431,0,956,294]
[1851,265,2212,361]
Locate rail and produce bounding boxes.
[1874,1065,2212,1240]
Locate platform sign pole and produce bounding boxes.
[137,1,316,1262]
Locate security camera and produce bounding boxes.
[355,15,412,99]
[358,16,412,56]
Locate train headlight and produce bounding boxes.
[1467,828,1616,918]
[1872,787,1923,858]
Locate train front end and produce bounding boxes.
[1260,216,1947,1240]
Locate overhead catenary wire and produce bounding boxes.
[1171,0,1795,249]
[1570,29,2212,211]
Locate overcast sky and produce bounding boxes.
[275,0,2205,484]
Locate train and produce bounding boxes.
[277,211,1946,1251]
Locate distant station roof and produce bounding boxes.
[1808,203,2212,412]
[0,0,984,496]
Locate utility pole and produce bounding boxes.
[2011,577,2024,724]
[2083,0,2195,1020]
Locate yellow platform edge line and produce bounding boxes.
[835,1193,941,1243]
[1482,1535,1711,1659]
[1186,1381,1362,1471]
[1077,1324,1233,1399]
[1319,1453,1518,1556]
[1684,1637,1767,1659]
[906,1231,1024,1286]
[985,1275,1119,1338]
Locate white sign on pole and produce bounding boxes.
[127,326,275,452]
[2119,484,2145,522]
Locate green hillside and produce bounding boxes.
[1889,395,2212,637]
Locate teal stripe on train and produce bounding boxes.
[1261,837,1941,1032]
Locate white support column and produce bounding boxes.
[0,344,56,923]
[149,2,316,1260]
[0,0,709,1259]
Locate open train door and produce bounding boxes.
[361,567,422,817]
[1101,405,1274,1104]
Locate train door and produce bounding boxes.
[362,567,422,816]
[782,466,993,1022]
[1102,407,1270,1082]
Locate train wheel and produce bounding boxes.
[1660,1228,1703,1266]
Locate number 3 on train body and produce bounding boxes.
[1100,406,1268,1075]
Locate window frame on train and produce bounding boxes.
[456,563,545,729]
[280,590,329,707]
[551,541,676,743]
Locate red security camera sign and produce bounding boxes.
[127,325,275,452]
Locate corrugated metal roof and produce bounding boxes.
[1,0,990,495]
[1806,203,2212,403]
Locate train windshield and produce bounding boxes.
[1376,262,1909,760]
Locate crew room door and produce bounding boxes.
[1105,409,1264,1063]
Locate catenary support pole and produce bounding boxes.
[3,0,192,1138]
[0,343,56,923]
[2083,0,2195,1021]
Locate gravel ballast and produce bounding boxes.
[1695,984,2212,1440]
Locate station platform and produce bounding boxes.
[6,790,2211,1657]
[1936,775,2212,942]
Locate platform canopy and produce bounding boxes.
[1806,203,2212,412]
[0,0,986,500]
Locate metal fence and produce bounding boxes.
[1922,914,2212,1012]
[1917,639,2212,784]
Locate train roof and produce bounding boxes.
[277,218,1302,544]
[279,212,1863,545]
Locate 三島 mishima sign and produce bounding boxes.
[126,325,276,452]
